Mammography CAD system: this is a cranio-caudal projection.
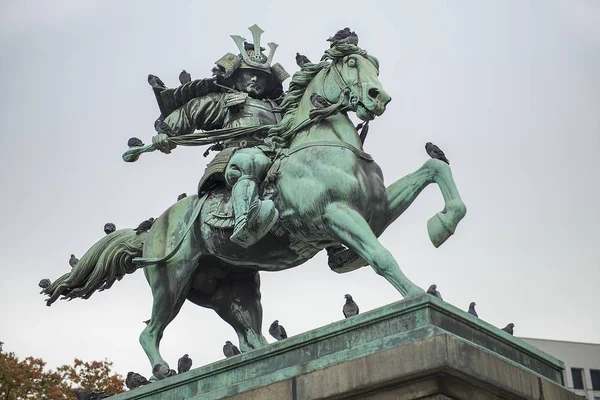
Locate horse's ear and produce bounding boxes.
[367,55,380,73]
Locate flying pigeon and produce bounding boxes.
[127,137,144,148]
[327,28,359,47]
[152,364,175,380]
[104,223,116,235]
[147,74,166,89]
[342,294,359,318]
[179,69,191,85]
[72,390,111,400]
[501,323,515,335]
[223,341,241,358]
[125,371,151,390]
[269,320,288,340]
[425,142,450,165]
[134,218,155,234]
[69,254,79,268]
[426,284,443,300]
[295,52,311,67]
[177,354,193,374]
[177,193,187,201]
[468,302,478,318]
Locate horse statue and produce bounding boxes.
[42,39,466,375]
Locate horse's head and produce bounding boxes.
[321,46,391,121]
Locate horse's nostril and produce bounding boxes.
[368,88,380,99]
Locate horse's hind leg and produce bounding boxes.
[323,205,424,298]
[187,268,268,352]
[139,255,199,374]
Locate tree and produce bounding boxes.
[0,341,125,400]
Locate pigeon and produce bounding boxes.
[468,302,478,318]
[69,254,79,268]
[269,320,288,340]
[125,371,151,390]
[134,218,155,234]
[177,354,193,374]
[501,323,515,335]
[73,390,111,400]
[127,137,144,148]
[143,319,150,325]
[104,223,116,235]
[147,74,166,89]
[39,278,51,294]
[223,341,241,358]
[38,278,51,289]
[310,93,331,109]
[425,142,450,165]
[342,294,359,318]
[179,69,191,85]
[327,28,359,47]
[154,119,175,136]
[426,284,443,300]
[295,52,311,67]
[243,42,265,52]
[177,193,187,201]
[152,364,176,380]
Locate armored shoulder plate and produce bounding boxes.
[224,92,249,107]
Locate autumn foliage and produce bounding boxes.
[0,341,125,399]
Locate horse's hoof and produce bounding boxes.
[427,212,454,248]
[404,286,425,299]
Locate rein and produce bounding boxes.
[285,140,373,161]
[276,59,374,162]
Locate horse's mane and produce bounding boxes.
[264,44,374,150]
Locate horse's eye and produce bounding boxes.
[347,58,357,68]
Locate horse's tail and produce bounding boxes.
[42,229,146,306]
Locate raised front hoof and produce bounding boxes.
[427,212,454,248]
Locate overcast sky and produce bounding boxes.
[0,0,598,379]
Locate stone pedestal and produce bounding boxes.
[115,294,582,400]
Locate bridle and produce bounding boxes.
[323,56,375,112]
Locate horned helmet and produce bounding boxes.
[212,24,290,99]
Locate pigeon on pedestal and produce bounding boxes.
[501,323,515,335]
[468,302,478,318]
[125,371,151,390]
[342,294,359,318]
[426,284,443,300]
[223,341,241,358]
[178,354,192,374]
[269,320,288,340]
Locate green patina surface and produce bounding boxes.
[113,294,564,400]
[43,24,468,374]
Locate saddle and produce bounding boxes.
[197,147,237,196]
[203,190,236,229]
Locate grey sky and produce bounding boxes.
[1,0,598,378]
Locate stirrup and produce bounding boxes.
[230,200,279,248]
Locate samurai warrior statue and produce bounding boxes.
[148,25,290,248]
